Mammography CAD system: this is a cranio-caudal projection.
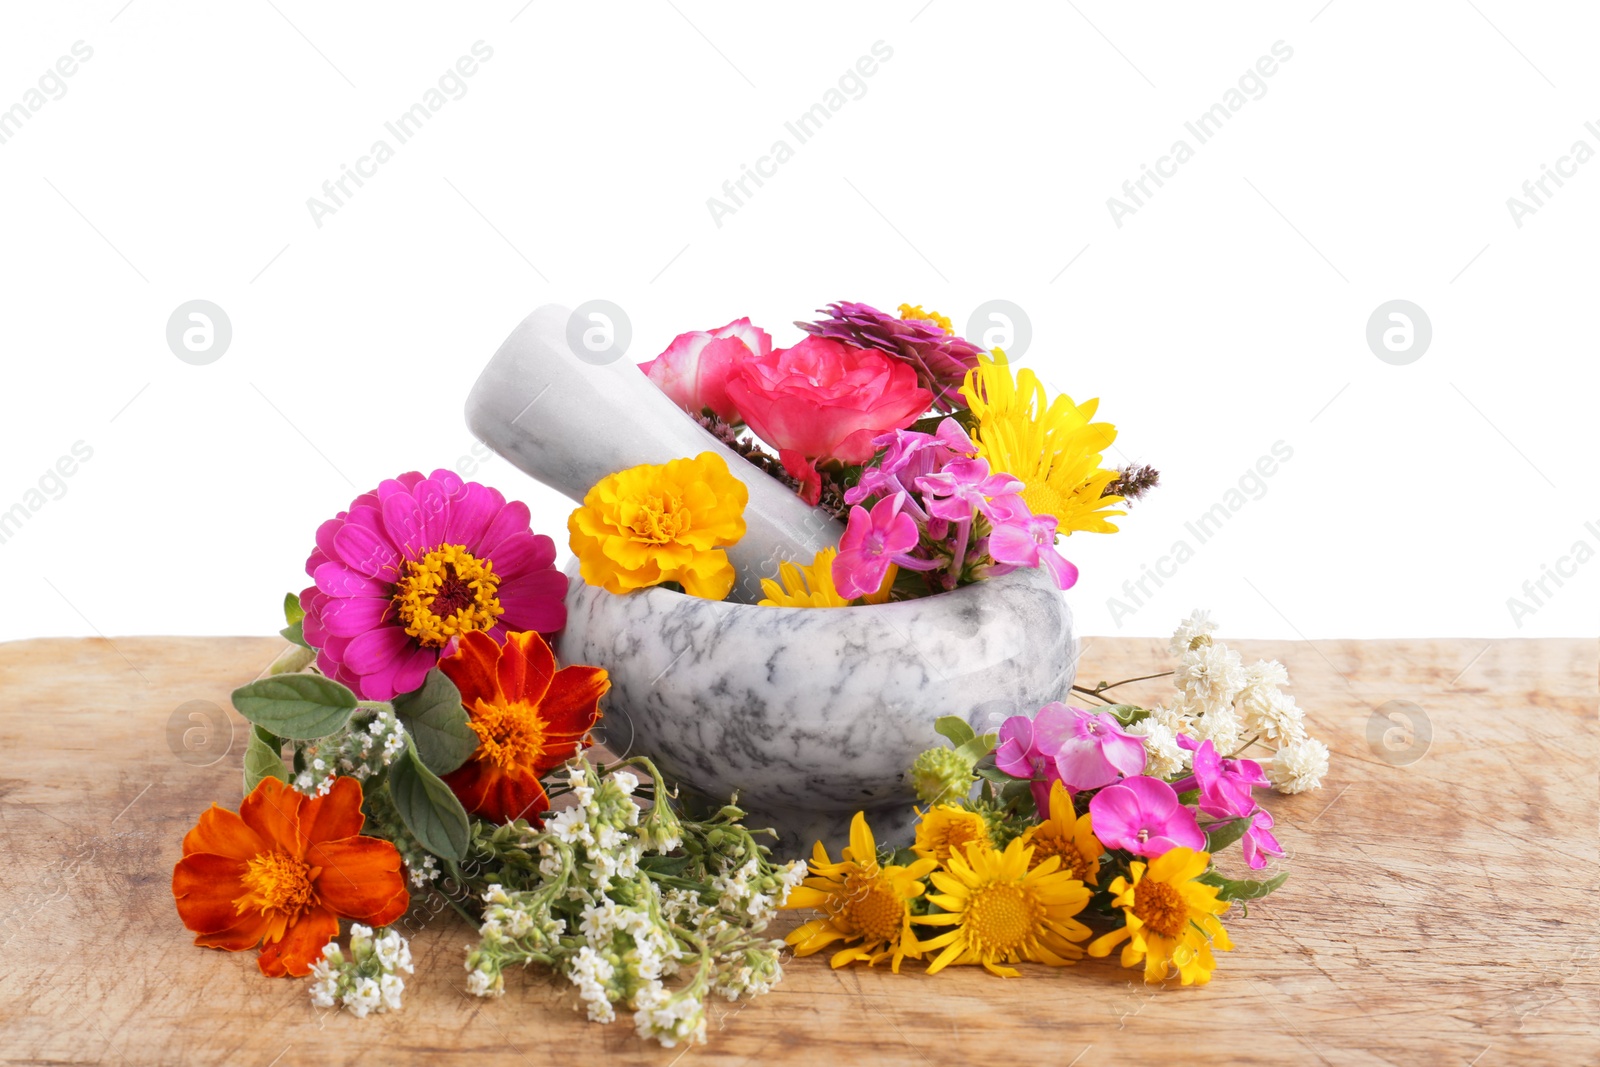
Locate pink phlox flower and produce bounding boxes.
[1088,775,1205,858]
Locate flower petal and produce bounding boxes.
[257,906,339,977]
[238,777,306,857]
[299,776,366,848]
[308,836,409,923]
[343,625,412,676]
[440,630,503,705]
[497,630,557,706]
[172,852,249,934]
[497,571,569,634]
[182,804,266,860]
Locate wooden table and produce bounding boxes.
[1,636,1594,1066]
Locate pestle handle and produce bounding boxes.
[465,305,846,604]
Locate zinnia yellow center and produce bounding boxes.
[963,883,1035,957]
[235,850,316,918]
[1133,879,1188,939]
[624,492,689,545]
[393,543,503,648]
[468,700,546,771]
[835,872,904,943]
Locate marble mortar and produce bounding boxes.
[555,560,1078,856]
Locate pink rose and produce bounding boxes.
[639,318,771,422]
[725,336,933,464]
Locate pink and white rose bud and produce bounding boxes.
[638,318,772,422]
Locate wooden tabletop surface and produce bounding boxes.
[0,635,1594,1066]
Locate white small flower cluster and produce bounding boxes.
[292,708,406,798]
[308,925,413,1018]
[462,760,798,1048]
[1143,610,1328,792]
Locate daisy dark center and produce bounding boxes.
[1029,834,1089,881]
[1133,879,1187,939]
[235,850,317,919]
[964,883,1035,958]
[393,543,503,648]
[839,872,903,943]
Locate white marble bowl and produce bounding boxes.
[555,562,1078,856]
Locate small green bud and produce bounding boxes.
[910,745,977,806]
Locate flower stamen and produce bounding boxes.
[392,543,503,648]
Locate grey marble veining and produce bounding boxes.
[465,305,844,603]
[555,561,1078,857]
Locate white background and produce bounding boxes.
[1,1,1595,644]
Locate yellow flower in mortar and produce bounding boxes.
[758,547,895,608]
[568,452,748,600]
[959,349,1125,536]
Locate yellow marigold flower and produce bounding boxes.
[915,837,1093,977]
[1087,846,1233,986]
[1020,781,1105,885]
[568,452,748,600]
[758,547,895,608]
[912,805,994,866]
[898,302,954,334]
[960,349,1126,536]
[783,811,938,972]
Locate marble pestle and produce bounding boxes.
[465,304,846,603]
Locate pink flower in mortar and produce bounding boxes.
[725,336,933,470]
[1050,703,1147,791]
[1088,776,1205,858]
[831,494,938,599]
[988,509,1080,591]
[638,317,771,422]
[299,470,567,701]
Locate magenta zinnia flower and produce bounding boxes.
[1088,776,1204,858]
[299,470,567,701]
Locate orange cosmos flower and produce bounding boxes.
[439,629,609,824]
[172,776,408,977]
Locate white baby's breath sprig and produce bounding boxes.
[309,925,413,1018]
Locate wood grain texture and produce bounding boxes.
[0,636,1594,1066]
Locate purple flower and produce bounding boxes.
[846,421,975,508]
[1088,776,1205,858]
[989,512,1079,590]
[832,494,937,599]
[915,457,1024,524]
[1175,737,1283,870]
[1049,703,1147,790]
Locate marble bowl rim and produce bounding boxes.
[564,562,1054,622]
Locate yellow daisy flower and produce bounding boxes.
[911,805,994,866]
[1087,846,1233,986]
[783,811,938,972]
[959,349,1126,536]
[915,837,1093,977]
[758,548,895,608]
[1019,781,1105,885]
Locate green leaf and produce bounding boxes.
[243,725,288,794]
[954,731,998,762]
[1199,869,1289,902]
[640,855,693,877]
[1204,816,1253,854]
[283,592,306,626]
[974,764,1014,783]
[232,674,357,739]
[934,716,976,749]
[280,621,311,649]
[393,669,477,776]
[388,737,470,862]
[1105,703,1147,726]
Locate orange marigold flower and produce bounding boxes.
[439,629,609,824]
[172,776,409,978]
